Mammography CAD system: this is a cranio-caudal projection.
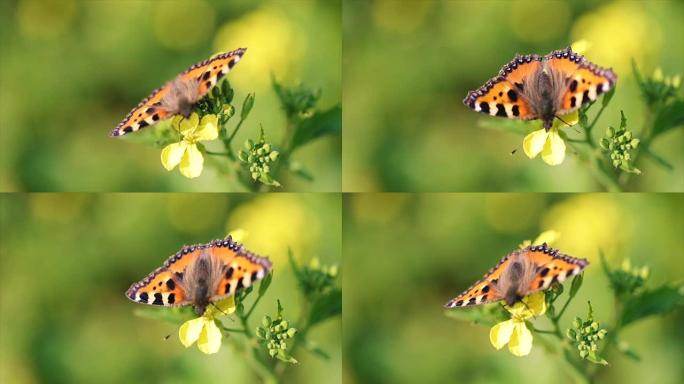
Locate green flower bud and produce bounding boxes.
[269,348,278,357]
[630,138,640,148]
[606,127,615,137]
[287,328,297,338]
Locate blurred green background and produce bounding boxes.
[0,0,340,192]
[0,193,341,383]
[343,0,684,192]
[343,193,683,383]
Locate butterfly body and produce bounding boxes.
[111,48,246,137]
[126,235,271,316]
[463,47,617,130]
[444,243,588,309]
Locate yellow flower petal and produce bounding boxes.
[522,292,547,316]
[533,230,560,246]
[508,322,533,356]
[161,142,187,171]
[206,295,236,318]
[179,317,204,347]
[490,319,515,350]
[523,129,548,159]
[197,319,222,354]
[552,110,579,130]
[179,144,204,178]
[179,112,200,136]
[195,114,219,141]
[541,129,566,165]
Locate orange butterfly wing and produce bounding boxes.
[463,54,541,120]
[111,48,246,137]
[544,48,617,114]
[521,243,588,294]
[125,235,271,307]
[444,253,512,308]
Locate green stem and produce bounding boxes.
[245,290,267,320]
[204,150,231,156]
[226,118,247,147]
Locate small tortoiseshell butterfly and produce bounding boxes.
[126,235,272,316]
[111,48,246,137]
[444,243,588,308]
[463,47,617,130]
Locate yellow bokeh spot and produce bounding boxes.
[571,2,662,76]
[226,195,317,262]
[213,7,304,89]
[153,0,215,51]
[542,195,631,261]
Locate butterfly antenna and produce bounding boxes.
[210,302,229,316]
[554,115,571,127]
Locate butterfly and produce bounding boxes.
[111,48,246,137]
[126,235,272,316]
[444,243,588,308]
[463,47,617,130]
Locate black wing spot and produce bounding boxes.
[123,126,133,133]
[225,267,234,279]
[511,105,520,117]
[495,104,507,117]
[538,280,545,289]
[139,292,149,303]
[481,285,490,293]
[224,283,231,294]
[479,102,490,114]
[152,293,163,305]
[167,293,175,304]
[455,300,464,306]
[166,280,175,290]
[569,79,578,92]
[582,90,590,104]
[138,120,149,128]
[540,267,550,277]
[202,71,212,81]
[467,297,477,305]
[515,82,524,91]
[570,96,577,108]
[507,89,518,102]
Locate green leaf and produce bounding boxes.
[222,80,234,103]
[569,273,584,298]
[307,287,342,326]
[652,99,684,137]
[601,86,616,107]
[241,93,255,120]
[620,283,684,326]
[133,307,192,325]
[290,105,341,151]
[259,271,273,296]
[288,248,303,280]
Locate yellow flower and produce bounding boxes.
[523,110,578,166]
[161,113,219,178]
[178,295,235,354]
[489,292,546,357]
